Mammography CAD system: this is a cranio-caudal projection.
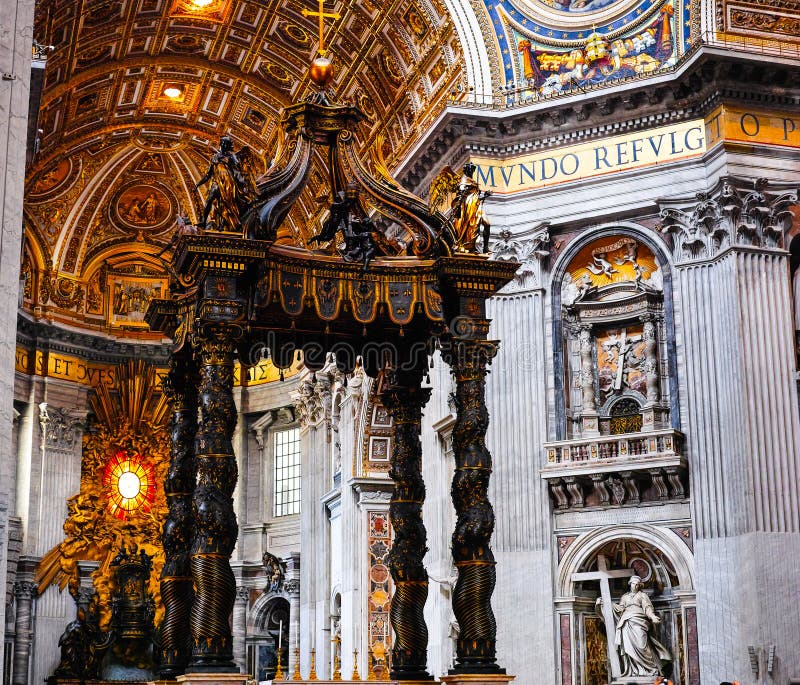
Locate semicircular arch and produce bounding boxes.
[557,524,694,598]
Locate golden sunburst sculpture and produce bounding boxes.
[36,360,170,632]
[104,450,157,520]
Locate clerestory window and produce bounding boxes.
[274,427,301,517]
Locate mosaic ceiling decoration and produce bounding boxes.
[481,0,696,97]
[24,0,465,336]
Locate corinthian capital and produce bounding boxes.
[489,225,550,292]
[291,371,334,430]
[659,177,798,262]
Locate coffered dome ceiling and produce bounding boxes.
[22,0,466,336]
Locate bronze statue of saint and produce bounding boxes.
[450,162,491,254]
[196,135,258,231]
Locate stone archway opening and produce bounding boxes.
[558,532,698,685]
[248,596,290,682]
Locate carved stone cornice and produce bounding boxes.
[397,51,800,194]
[16,312,172,366]
[38,403,86,450]
[489,225,550,293]
[659,177,798,262]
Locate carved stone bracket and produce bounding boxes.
[283,578,300,596]
[546,466,688,511]
[659,177,798,262]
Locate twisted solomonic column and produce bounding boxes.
[159,353,198,678]
[381,371,434,682]
[443,337,505,674]
[189,333,240,672]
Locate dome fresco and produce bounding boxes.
[482,0,693,95]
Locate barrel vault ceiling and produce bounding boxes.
[22,0,465,336]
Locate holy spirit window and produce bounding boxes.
[274,428,301,517]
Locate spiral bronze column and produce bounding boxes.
[380,371,434,682]
[443,336,505,674]
[159,352,199,678]
[189,333,239,672]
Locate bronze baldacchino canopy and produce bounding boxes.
[146,53,518,681]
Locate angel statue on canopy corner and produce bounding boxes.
[430,161,491,255]
[196,134,261,232]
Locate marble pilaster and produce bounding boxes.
[293,368,334,678]
[233,587,249,673]
[661,179,800,684]
[0,0,36,639]
[284,554,301,676]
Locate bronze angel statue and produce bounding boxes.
[196,135,260,232]
[430,162,492,254]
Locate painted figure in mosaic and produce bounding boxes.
[597,575,672,677]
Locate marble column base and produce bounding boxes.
[177,674,251,685]
[441,675,516,685]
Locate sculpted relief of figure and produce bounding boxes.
[596,575,672,678]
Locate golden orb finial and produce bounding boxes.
[309,55,334,88]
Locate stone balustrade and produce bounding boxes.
[541,429,687,510]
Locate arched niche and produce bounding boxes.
[550,223,678,440]
[543,225,687,513]
[555,526,697,685]
[247,594,290,681]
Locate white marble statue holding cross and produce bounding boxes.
[572,554,635,679]
[573,555,672,681]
